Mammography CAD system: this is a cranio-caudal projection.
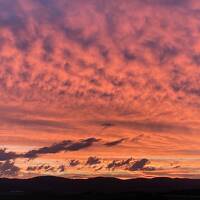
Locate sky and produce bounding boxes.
[0,0,200,179]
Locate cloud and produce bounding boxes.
[100,122,115,128]
[94,120,197,134]
[57,165,65,172]
[28,164,67,173]
[69,159,80,167]
[0,0,199,179]
[27,164,55,172]
[63,26,98,49]
[64,138,100,151]
[0,160,20,177]
[0,138,101,161]
[107,158,133,170]
[127,159,150,171]
[122,49,136,62]
[23,140,72,159]
[104,138,126,147]
[0,137,132,162]
[23,138,100,159]
[142,166,156,171]
[27,166,37,171]
[0,148,20,161]
[85,156,101,166]
[95,166,103,171]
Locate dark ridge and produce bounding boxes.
[0,176,200,193]
[0,176,200,199]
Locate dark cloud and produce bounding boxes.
[57,165,65,172]
[142,166,156,171]
[104,138,126,147]
[0,148,20,161]
[0,0,27,32]
[143,39,179,64]
[94,120,196,134]
[24,140,72,159]
[170,79,200,97]
[42,36,55,55]
[63,27,98,49]
[122,49,136,61]
[65,138,100,151]
[98,45,110,61]
[0,137,121,162]
[15,37,32,52]
[23,138,100,159]
[107,158,132,170]
[158,45,179,64]
[27,164,55,172]
[69,159,80,167]
[127,159,150,171]
[43,165,54,171]
[109,76,125,87]
[100,92,114,100]
[86,156,101,166]
[100,122,115,128]
[0,160,20,177]
[27,166,37,171]
[29,0,66,25]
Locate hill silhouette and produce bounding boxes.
[0,176,200,199]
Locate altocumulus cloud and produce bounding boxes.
[0,0,199,179]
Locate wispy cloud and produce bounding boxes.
[104,138,127,147]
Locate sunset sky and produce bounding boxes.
[0,0,200,179]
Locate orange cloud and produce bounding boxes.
[0,0,199,178]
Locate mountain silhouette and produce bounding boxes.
[0,176,200,199]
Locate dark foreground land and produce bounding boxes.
[0,176,200,199]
